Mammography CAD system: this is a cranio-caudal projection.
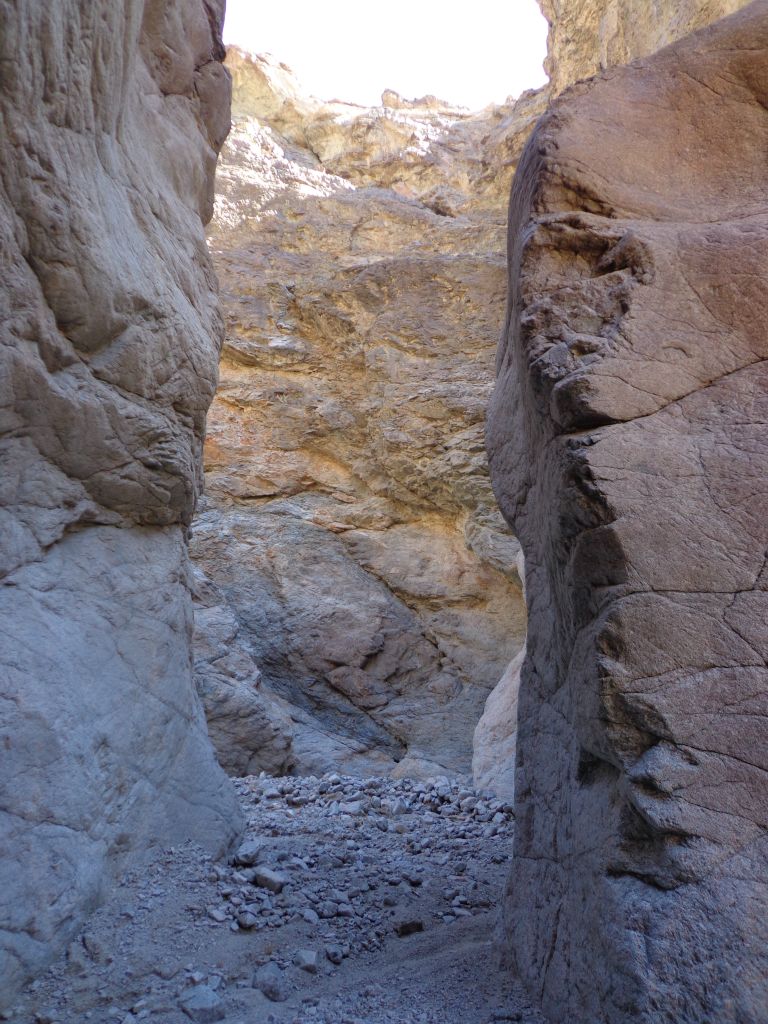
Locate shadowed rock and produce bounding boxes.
[488,3,768,1020]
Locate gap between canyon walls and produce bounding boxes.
[190,51,541,786]
[190,0,758,800]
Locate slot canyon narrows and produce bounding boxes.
[1,2,767,1023]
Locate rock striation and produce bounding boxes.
[488,3,768,1020]
[0,0,242,1007]
[199,0,756,793]
[192,51,537,780]
[540,0,754,93]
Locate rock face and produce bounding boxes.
[192,51,535,779]
[540,0,754,93]
[0,0,242,1007]
[472,645,524,802]
[488,4,768,1021]
[193,566,295,776]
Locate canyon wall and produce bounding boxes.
[192,53,539,780]
[194,0,758,793]
[541,0,754,93]
[0,0,242,1007]
[488,3,768,1020]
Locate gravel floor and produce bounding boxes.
[9,773,546,1024]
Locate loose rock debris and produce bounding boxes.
[10,774,545,1024]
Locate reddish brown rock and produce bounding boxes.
[488,4,768,1020]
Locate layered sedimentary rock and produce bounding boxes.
[488,4,768,1020]
[540,0,753,93]
[192,52,536,779]
[0,1,242,1006]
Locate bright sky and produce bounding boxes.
[223,1,549,110]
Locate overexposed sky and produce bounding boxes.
[223,1,549,110]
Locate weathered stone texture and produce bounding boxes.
[488,4,768,1021]
[193,52,534,779]
[540,0,754,93]
[472,645,524,802]
[0,0,241,1006]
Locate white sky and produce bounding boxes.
[223,1,549,110]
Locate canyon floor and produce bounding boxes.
[10,776,544,1024]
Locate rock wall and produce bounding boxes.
[0,0,242,1007]
[192,52,538,780]
[540,0,754,93]
[488,3,768,1021]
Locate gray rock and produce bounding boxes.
[487,5,768,1021]
[193,571,295,776]
[253,867,288,894]
[337,801,365,817]
[0,1,242,1009]
[178,985,226,1023]
[253,962,289,1002]
[293,949,319,974]
[233,840,266,867]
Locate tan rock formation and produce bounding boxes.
[488,3,768,1020]
[472,645,524,802]
[192,51,537,779]
[0,0,241,1007]
[540,0,754,93]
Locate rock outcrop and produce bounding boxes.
[540,0,753,93]
[472,645,524,802]
[0,0,241,1007]
[488,3,768,1020]
[192,52,536,779]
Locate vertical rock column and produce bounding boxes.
[0,0,242,1006]
[488,4,768,1022]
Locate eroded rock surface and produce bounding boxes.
[488,4,768,1020]
[472,646,524,803]
[0,0,242,1006]
[540,0,753,93]
[192,52,535,779]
